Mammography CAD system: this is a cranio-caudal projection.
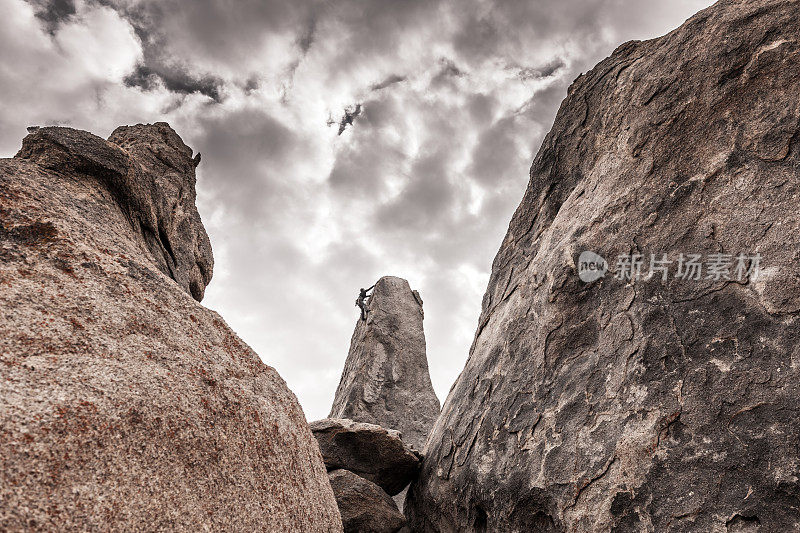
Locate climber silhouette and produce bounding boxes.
[356,284,376,321]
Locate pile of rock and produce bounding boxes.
[329,275,440,514]
[311,418,421,533]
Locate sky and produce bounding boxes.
[0,0,715,421]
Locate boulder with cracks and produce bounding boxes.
[406,1,800,531]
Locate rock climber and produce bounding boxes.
[356,284,376,321]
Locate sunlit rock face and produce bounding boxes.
[0,124,342,532]
[406,1,800,531]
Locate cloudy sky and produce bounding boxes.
[1,0,715,420]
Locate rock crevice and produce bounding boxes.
[311,418,418,533]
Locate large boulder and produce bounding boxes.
[16,124,212,301]
[328,469,407,533]
[330,276,440,451]
[0,124,342,531]
[407,1,800,531]
[311,418,421,496]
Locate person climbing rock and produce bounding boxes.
[356,284,376,321]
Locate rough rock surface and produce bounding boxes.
[311,418,422,496]
[0,124,342,531]
[407,1,800,531]
[17,124,212,301]
[328,469,407,533]
[330,276,440,451]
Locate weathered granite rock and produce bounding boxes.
[330,276,440,451]
[16,123,213,301]
[407,1,800,531]
[311,418,421,496]
[0,124,342,531]
[328,469,407,533]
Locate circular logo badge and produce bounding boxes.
[578,251,608,283]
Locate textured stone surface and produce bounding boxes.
[16,123,213,301]
[328,469,407,533]
[407,1,800,531]
[311,418,421,496]
[330,276,440,451]
[0,124,342,532]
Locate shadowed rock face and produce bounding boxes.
[16,122,213,301]
[311,418,422,496]
[330,276,440,451]
[407,1,800,531]
[328,469,407,533]
[0,124,342,531]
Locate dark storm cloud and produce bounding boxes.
[197,109,298,169]
[328,89,465,221]
[105,0,315,58]
[358,95,399,130]
[36,0,74,18]
[296,0,448,92]
[326,94,406,192]
[297,13,317,55]
[466,93,497,127]
[438,58,465,78]
[124,63,224,101]
[190,107,309,227]
[27,0,75,32]
[430,58,466,89]
[243,77,259,93]
[374,149,459,232]
[103,0,318,102]
[371,75,407,91]
[324,0,443,55]
[451,14,501,64]
[337,104,362,135]
[328,139,405,196]
[468,116,524,186]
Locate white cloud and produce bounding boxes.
[0,0,149,152]
[55,3,141,80]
